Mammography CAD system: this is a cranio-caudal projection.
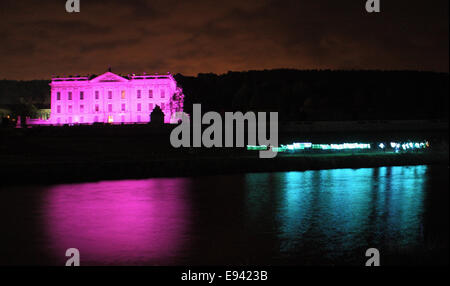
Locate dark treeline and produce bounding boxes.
[0,69,448,121]
[0,80,50,118]
[175,69,449,121]
[0,80,50,106]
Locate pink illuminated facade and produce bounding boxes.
[45,71,184,125]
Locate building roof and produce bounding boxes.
[51,71,174,83]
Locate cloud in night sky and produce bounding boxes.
[0,0,448,79]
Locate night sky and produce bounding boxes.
[0,0,448,80]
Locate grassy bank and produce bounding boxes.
[0,125,448,186]
[0,150,447,186]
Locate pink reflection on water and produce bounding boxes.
[43,178,191,265]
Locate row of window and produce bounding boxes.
[56,103,165,114]
[56,90,166,101]
[56,91,83,101]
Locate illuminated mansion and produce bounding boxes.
[43,71,184,125]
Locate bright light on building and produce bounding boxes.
[27,71,185,126]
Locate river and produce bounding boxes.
[0,165,448,265]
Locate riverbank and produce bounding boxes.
[1,122,448,186]
[0,150,447,186]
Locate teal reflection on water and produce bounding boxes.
[245,166,427,260]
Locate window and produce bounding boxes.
[149,103,153,110]
[121,90,126,99]
[94,116,98,122]
[137,115,141,122]
[161,103,165,110]
[68,105,72,113]
[148,90,153,98]
[57,92,61,100]
[137,90,141,99]
[80,91,84,100]
[108,91,112,99]
[95,104,99,112]
[68,117,72,124]
[80,105,84,113]
[160,90,165,98]
[108,104,112,112]
[137,103,141,111]
[57,105,61,113]
[68,92,72,100]
[121,103,126,112]
[121,115,125,122]
[95,91,99,100]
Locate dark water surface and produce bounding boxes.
[0,165,448,265]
